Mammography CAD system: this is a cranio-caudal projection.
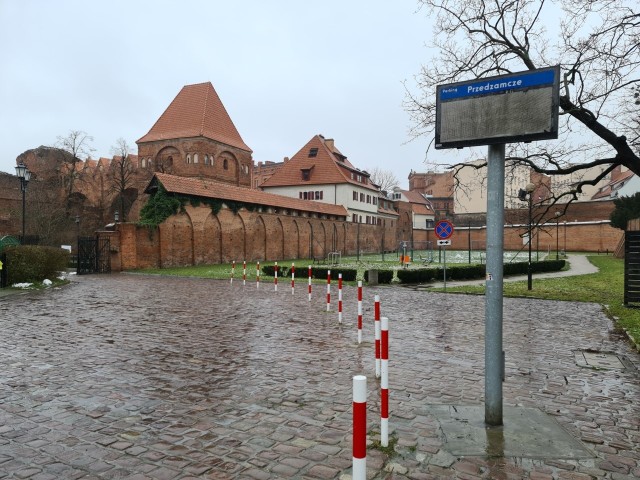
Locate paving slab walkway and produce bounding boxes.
[0,270,638,479]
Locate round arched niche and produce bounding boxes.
[155,146,181,173]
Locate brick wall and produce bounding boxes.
[110,204,398,270]
[137,138,253,188]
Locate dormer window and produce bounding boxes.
[308,148,318,158]
[301,168,312,181]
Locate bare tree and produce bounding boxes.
[110,138,136,222]
[405,0,639,212]
[367,167,400,193]
[55,130,94,211]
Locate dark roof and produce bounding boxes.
[147,173,348,217]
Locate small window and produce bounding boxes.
[223,158,228,170]
[204,155,209,165]
[186,155,192,164]
[353,191,357,201]
[309,148,318,158]
[303,192,308,200]
[141,158,146,168]
[301,169,311,181]
[299,192,303,199]
[360,193,365,202]
[366,195,371,204]
[193,154,199,164]
[373,197,377,205]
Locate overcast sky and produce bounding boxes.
[0,0,473,188]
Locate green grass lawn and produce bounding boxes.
[439,255,640,347]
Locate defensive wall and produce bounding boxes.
[104,204,398,271]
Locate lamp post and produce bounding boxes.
[114,210,120,223]
[15,161,31,242]
[518,183,536,290]
[555,211,561,260]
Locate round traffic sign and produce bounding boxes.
[435,220,454,240]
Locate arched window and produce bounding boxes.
[141,158,146,168]
[194,154,199,164]
[223,158,228,170]
[204,155,209,165]
[186,155,191,164]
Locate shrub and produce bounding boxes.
[307,266,357,281]
[5,245,69,284]
[262,264,289,278]
[364,269,394,284]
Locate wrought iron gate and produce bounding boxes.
[77,236,111,275]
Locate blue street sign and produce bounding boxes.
[435,220,454,240]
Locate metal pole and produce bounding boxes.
[21,183,26,242]
[556,217,560,260]
[527,195,533,290]
[468,221,471,264]
[485,144,505,426]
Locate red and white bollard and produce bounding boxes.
[374,295,381,378]
[357,281,363,344]
[308,265,312,302]
[230,260,235,284]
[291,263,295,295]
[256,261,260,289]
[242,260,246,286]
[353,375,367,480]
[274,262,278,292]
[338,273,343,324]
[381,316,389,447]
[326,270,331,312]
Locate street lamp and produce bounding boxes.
[15,161,31,242]
[518,183,536,290]
[555,211,561,260]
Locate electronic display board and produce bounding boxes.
[435,66,560,149]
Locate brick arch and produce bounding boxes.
[243,212,266,261]
[287,219,301,259]
[155,146,181,174]
[265,216,285,260]
[160,212,193,267]
[217,150,240,185]
[219,208,245,262]
[203,212,222,264]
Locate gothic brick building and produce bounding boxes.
[136,82,253,188]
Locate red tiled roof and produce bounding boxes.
[148,173,347,217]
[411,204,433,215]
[137,82,252,153]
[400,189,430,205]
[260,135,379,192]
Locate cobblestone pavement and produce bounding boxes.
[0,274,639,479]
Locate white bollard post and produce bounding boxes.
[381,316,389,447]
[338,273,343,324]
[357,281,363,344]
[353,375,367,480]
[374,295,381,378]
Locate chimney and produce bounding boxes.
[324,138,335,151]
[283,156,289,163]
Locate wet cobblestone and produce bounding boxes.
[0,273,639,479]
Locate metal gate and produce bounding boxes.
[624,231,640,305]
[77,236,111,275]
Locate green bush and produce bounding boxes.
[397,260,565,284]
[308,266,357,281]
[262,264,289,278]
[364,269,394,284]
[5,245,70,284]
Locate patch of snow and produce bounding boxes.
[12,283,33,288]
[43,279,52,286]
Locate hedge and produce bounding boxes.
[397,259,565,284]
[364,269,394,284]
[4,245,70,284]
[262,264,289,278]
[308,266,357,281]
